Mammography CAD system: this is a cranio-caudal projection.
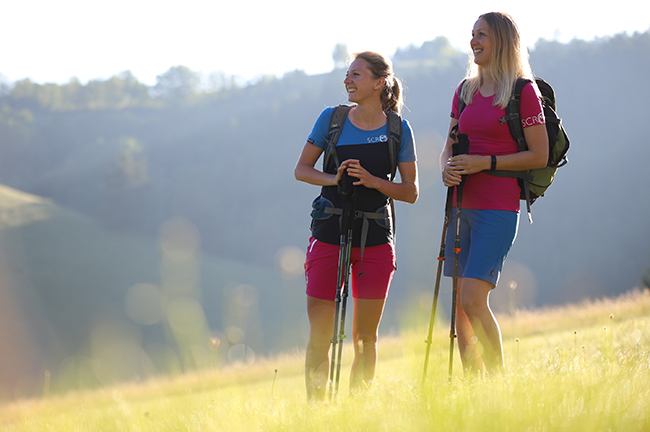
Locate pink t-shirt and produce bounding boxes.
[450,81,545,211]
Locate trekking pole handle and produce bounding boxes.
[338,169,356,196]
[452,133,470,157]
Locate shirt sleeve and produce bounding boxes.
[450,84,461,119]
[398,119,417,162]
[307,107,335,149]
[520,81,545,128]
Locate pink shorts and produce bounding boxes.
[304,237,396,301]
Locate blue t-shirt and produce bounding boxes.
[308,107,417,162]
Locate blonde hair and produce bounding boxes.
[351,51,404,115]
[461,12,533,109]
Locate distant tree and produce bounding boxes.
[10,79,37,105]
[61,77,83,109]
[85,71,151,109]
[392,36,465,68]
[117,71,152,106]
[205,71,239,93]
[153,66,200,101]
[8,74,154,111]
[9,79,70,110]
[332,43,349,69]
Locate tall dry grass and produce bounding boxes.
[1,289,649,431]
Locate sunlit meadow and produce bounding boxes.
[1,289,649,431]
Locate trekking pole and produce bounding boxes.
[328,172,355,399]
[422,187,453,383]
[333,221,352,396]
[448,132,469,383]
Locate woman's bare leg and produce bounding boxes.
[349,298,386,392]
[459,277,504,373]
[305,295,335,400]
[454,278,485,375]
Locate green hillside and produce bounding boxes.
[0,185,294,399]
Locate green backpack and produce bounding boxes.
[459,77,570,222]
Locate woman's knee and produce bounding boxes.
[459,279,492,317]
[460,296,484,317]
[353,331,378,347]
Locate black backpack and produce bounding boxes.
[321,105,402,252]
[458,78,570,222]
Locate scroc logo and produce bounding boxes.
[368,134,388,143]
[522,113,544,127]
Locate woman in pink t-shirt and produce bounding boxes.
[439,12,548,375]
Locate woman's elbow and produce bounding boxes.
[525,146,548,170]
[533,151,549,169]
[294,165,305,182]
[406,184,419,204]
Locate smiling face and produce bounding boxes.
[343,58,384,105]
[471,18,493,68]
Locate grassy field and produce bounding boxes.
[1,289,649,431]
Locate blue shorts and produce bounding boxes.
[443,209,519,287]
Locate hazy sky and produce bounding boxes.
[2,0,648,86]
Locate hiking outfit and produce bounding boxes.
[444,82,545,286]
[304,106,417,301]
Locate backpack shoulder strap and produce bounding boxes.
[323,104,352,172]
[450,79,467,141]
[457,79,467,115]
[386,110,402,182]
[385,110,402,250]
[501,77,530,151]
[495,77,534,222]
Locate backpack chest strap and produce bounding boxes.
[319,205,391,261]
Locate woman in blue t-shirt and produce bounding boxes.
[294,51,418,399]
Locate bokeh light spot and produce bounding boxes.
[124,283,163,325]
